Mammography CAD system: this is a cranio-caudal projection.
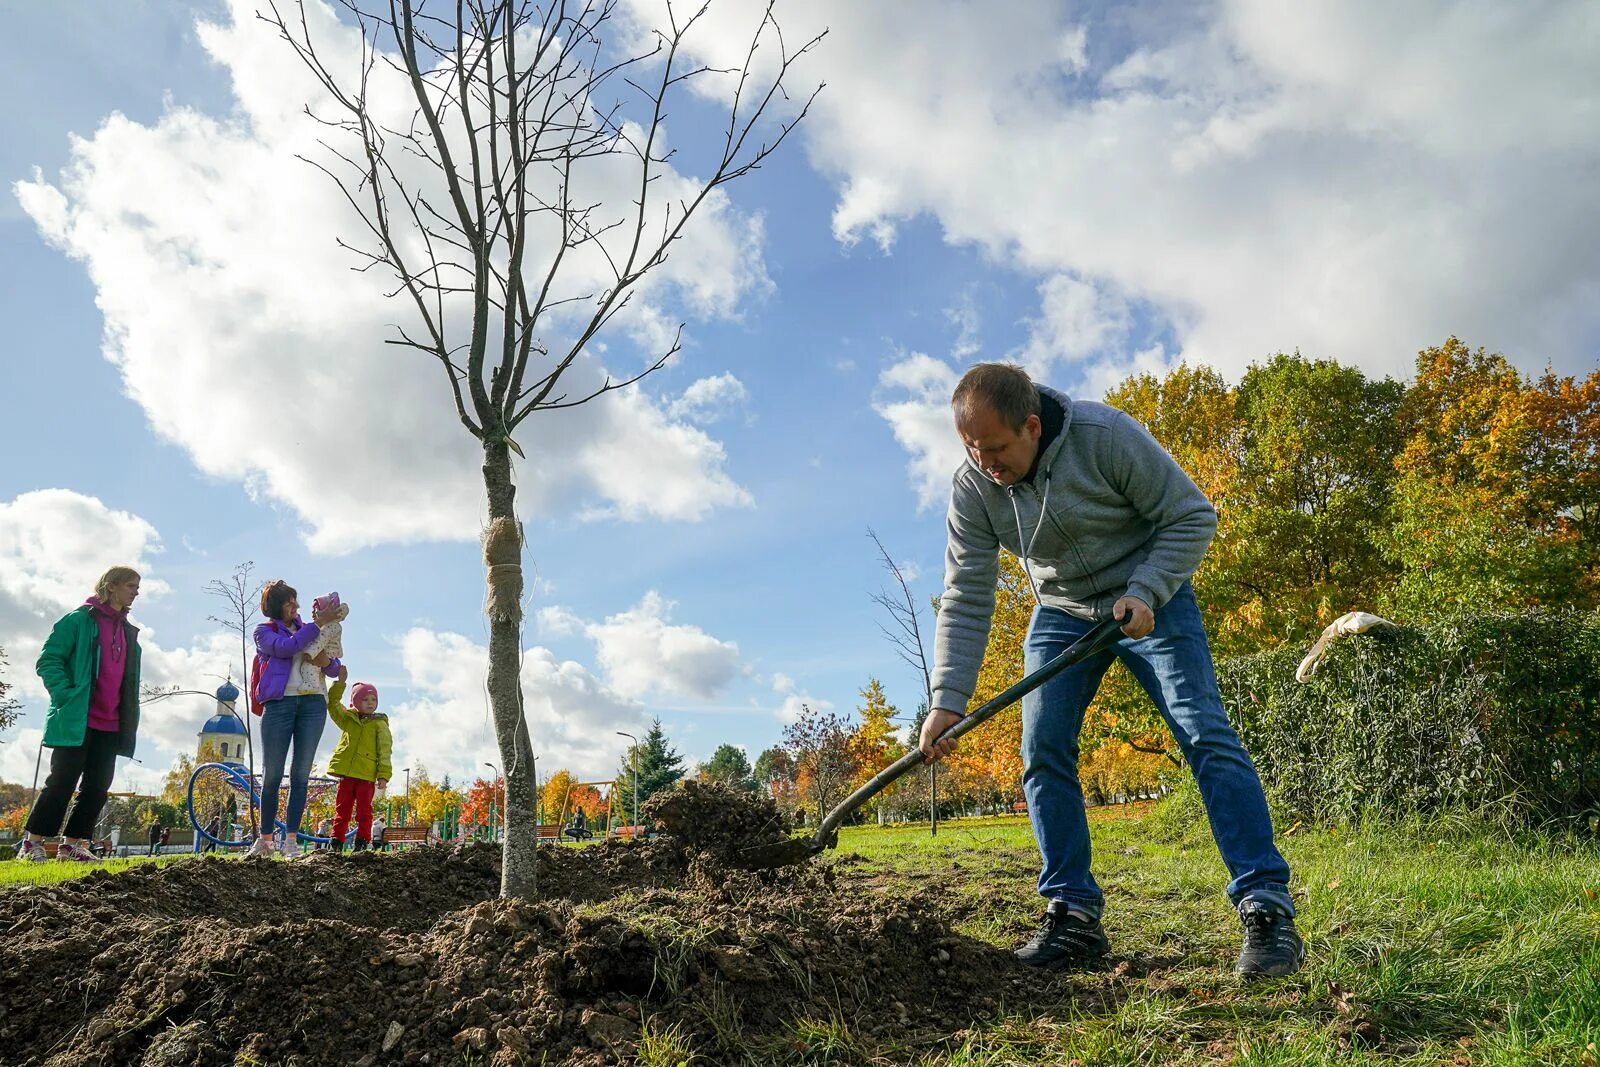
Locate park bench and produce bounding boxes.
[534,824,562,841]
[382,825,431,848]
[608,824,646,840]
[1010,801,1028,814]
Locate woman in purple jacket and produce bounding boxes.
[250,580,339,858]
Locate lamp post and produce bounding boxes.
[483,762,502,841]
[402,767,411,824]
[616,731,639,829]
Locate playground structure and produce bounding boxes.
[186,762,344,848]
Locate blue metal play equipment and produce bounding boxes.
[186,761,344,848]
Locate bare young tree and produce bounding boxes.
[205,560,259,832]
[263,0,821,897]
[866,528,943,832]
[867,527,930,707]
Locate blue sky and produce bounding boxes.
[2,0,1597,795]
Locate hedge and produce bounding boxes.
[1218,611,1600,827]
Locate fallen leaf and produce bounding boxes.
[1327,878,1342,890]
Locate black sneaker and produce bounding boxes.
[1236,900,1305,978]
[1015,901,1111,970]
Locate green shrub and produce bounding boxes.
[1218,610,1600,827]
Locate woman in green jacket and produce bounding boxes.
[14,566,143,864]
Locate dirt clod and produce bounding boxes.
[643,778,795,856]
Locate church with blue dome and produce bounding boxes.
[198,681,248,766]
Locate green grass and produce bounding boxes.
[816,801,1600,1066]
[0,852,195,887]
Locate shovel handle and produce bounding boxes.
[812,615,1127,846]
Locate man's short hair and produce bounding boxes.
[951,362,1040,431]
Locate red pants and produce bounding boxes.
[332,776,376,844]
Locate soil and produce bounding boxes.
[0,791,1027,1066]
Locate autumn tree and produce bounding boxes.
[265,0,820,898]
[751,746,796,809]
[0,805,27,835]
[698,744,754,791]
[847,678,905,821]
[944,552,1032,805]
[1384,338,1600,615]
[540,769,575,824]
[408,767,462,826]
[1223,353,1404,641]
[782,704,855,825]
[459,775,503,831]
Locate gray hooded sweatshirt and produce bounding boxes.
[930,385,1217,716]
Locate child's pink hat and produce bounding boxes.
[351,682,379,708]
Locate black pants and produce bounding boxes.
[25,729,120,839]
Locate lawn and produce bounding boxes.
[800,800,1600,1066]
[0,852,194,888]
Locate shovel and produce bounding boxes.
[742,615,1128,869]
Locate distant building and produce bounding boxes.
[198,681,248,767]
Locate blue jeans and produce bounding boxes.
[259,694,327,841]
[1021,582,1293,917]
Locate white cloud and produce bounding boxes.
[667,373,751,425]
[574,592,742,703]
[0,490,169,697]
[16,0,770,555]
[1016,275,1133,372]
[387,627,643,782]
[769,672,832,725]
[871,354,964,511]
[651,0,1600,387]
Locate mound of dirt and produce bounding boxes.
[643,779,796,858]
[0,836,1019,1066]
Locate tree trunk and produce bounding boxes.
[483,440,538,899]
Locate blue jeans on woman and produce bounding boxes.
[1021,582,1292,918]
[259,694,327,843]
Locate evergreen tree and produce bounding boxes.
[699,744,755,790]
[613,718,686,819]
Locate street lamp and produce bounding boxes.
[402,767,411,823]
[616,731,639,829]
[483,762,502,841]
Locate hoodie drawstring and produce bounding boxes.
[1008,475,1051,606]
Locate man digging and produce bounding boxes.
[919,362,1304,978]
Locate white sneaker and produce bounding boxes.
[246,835,276,858]
[279,834,301,859]
[15,839,48,863]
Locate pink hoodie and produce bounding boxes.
[86,597,128,732]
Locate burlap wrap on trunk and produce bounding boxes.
[483,516,523,623]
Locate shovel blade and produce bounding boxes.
[735,835,825,870]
